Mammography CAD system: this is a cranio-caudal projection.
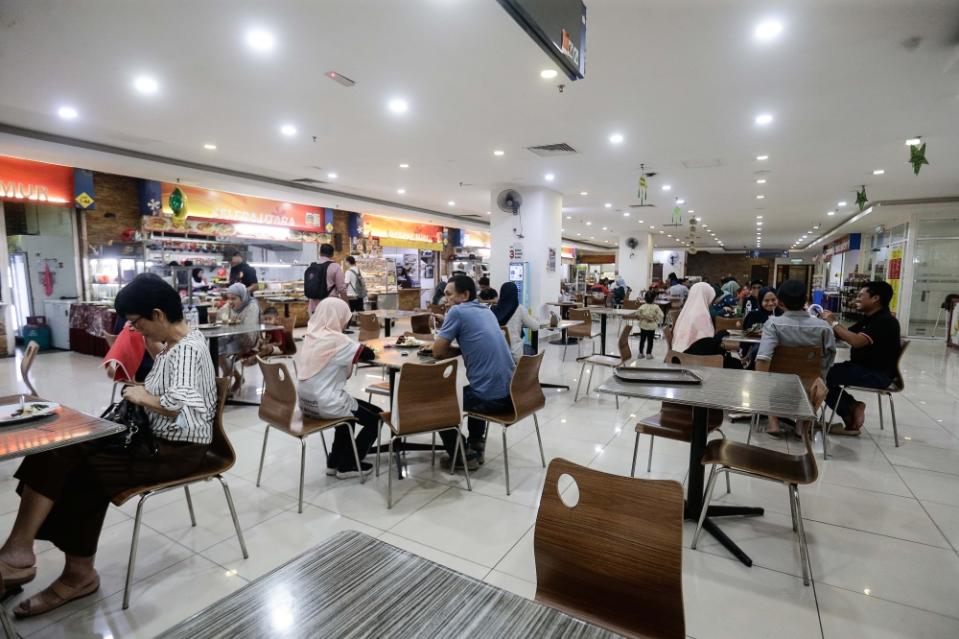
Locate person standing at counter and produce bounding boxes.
[344,256,366,314]
[305,243,348,314]
[228,251,258,293]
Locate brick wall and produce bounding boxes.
[686,252,776,285]
[82,173,141,252]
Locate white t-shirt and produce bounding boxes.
[668,283,689,303]
[345,267,360,299]
[504,308,540,360]
[297,341,363,418]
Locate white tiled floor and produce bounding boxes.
[2,324,959,638]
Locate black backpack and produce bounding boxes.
[304,261,332,300]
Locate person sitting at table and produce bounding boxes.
[721,276,741,297]
[432,275,516,469]
[710,292,738,318]
[0,274,216,618]
[673,282,743,369]
[611,274,628,306]
[668,278,689,304]
[256,307,293,358]
[754,279,836,436]
[493,282,540,362]
[478,276,491,294]
[296,297,379,478]
[478,288,499,305]
[740,286,783,364]
[741,279,764,314]
[219,283,261,389]
[637,290,665,360]
[191,267,208,291]
[819,281,900,434]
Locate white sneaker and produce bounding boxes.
[335,462,373,479]
[646,353,655,359]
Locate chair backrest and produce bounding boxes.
[892,339,910,390]
[797,378,827,473]
[277,317,297,355]
[357,312,381,341]
[567,308,593,338]
[663,325,673,352]
[621,299,641,310]
[428,303,446,316]
[535,458,685,639]
[20,341,39,396]
[616,324,632,363]
[510,352,546,420]
[410,313,434,335]
[393,359,461,435]
[714,316,743,331]
[209,377,236,468]
[500,325,511,347]
[666,309,680,327]
[257,358,296,429]
[756,345,822,391]
[666,350,723,368]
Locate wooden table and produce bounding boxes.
[0,395,124,637]
[598,362,814,567]
[158,530,619,639]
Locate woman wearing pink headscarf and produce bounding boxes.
[671,282,720,352]
[295,297,378,478]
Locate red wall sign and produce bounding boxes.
[0,156,74,204]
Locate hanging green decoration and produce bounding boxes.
[637,174,648,205]
[672,205,682,225]
[855,185,868,212]
[909,142,929,175]
[169,186,188,223]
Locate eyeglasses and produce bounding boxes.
[129,315,147,331]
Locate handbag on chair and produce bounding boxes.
[99,398,158,458]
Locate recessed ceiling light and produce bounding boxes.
[576,233,581,236]
[590,236,595,239]
[873,169,885,175]
[396,188,406,195]
[493,149,505,157]
[905,137,921,146]
[326,172,337,179]
[667,234,673,238]
[661,184,672,191]
[604,202,612,208]
[659,230,664,234]
[447,201,456,206]
[203,143,217,150]
[566,215,571,220]
[57,106,78,120]
[649,225,655,229]
[399,163,409,168]
[561,228,565,232]
[388,98,409,114]
[133,75,159,95]
[540,69,558,79]
[676,199,685,204]
[638,219,644,223]
[757,222,763,226]
[579,191,588,196]
[827,210,835,216]
[756,178,767,184]
[754,19,784,41]
[756,194,765,200]
[544,173,555,181]
[586,221,592,226]
[688,209,695,214]
[755,113,774,126]
[837,201,847,207]
[609,132,624,144]
[245,28,276,52]
[602,226,608,231]
[623,212,630,217]
[486,211,491,215]
[756,154,769,161]
[280,124,297,137]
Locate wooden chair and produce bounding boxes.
[752,346,822,444]
[465,353,547,495]
[19,341,39,396]
[662,325,673,354]
[563,308,600,361]
[824,339,909,457]
[357,312,381,341]
[666,309,680,328]
[256,358,365,514]
[112,378,248,609]
[377,359,472,507]
[410,313,435,338]
[535,458,685,639]
[500,325,511,347]
[714,316,743,331]
[621,299,641,310]
[575,324,633,406]
[693,379,827,586]
[428,303,445,316]
[632,351,726,485]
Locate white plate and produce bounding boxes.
[0,400,59,424]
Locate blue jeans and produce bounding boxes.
[825,361,892,420]
[439,385,512,456]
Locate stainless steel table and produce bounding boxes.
[598,361,814,567]
[199,324,272,406]
[157,530,620,639]
[530,321,582,391]
[585,307,639,356]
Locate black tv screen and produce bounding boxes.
[496,0,587,80]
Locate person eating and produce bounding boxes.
[219,283,261,390]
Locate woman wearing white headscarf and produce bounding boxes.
[296,297,379,478]
[670,281,718,352]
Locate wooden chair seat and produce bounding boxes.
[111,444,234,505]
[701,438,817,485]
[575,325,634,404]
[466,408,520,426]
[366,380,391,399]
[634,409,723,440]
[279,410,355,439]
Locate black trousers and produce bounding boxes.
[348,298,364,313]
[328,398,380,470]
[14,439,209,557]
[638,329,656,355]
[439,385,512,456]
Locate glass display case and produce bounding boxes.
[356,256,397,294]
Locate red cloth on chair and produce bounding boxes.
[101,323,146,382]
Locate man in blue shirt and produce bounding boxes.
[433,275,516,469]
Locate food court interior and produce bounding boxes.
[1,1,959,638]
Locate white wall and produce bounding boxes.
[653,249,686,279]
[616,232,652,292]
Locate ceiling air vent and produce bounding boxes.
[526,143,578,157]
[291,177,326,186]
[681,158,723,169]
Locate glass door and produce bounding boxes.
[9,252,32,335]
[908,218,959,337]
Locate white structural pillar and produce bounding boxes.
[488,186,562,317]
[617,232,653,294]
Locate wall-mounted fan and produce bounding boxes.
[496,189,523,215]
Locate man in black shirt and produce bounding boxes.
[229,251,258,293]
[820,281,901,433]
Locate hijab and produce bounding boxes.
[295,297,354,380]
[492,281,520,326]
[743,287,782,330]
[672,282,717,352]
[227,282,252,311]
[614,276,626,289]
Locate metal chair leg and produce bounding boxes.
[747,413,758,445]
[563,340,568,361]
[184,486,197,527]
[218,476,249,559]
[792,484,812,586]
[824,387,846,460]
[877,393,885,430]
[318,430,329,459]
[123,494,149,609]
[431,432,437,467]
[387,437,394,509]
[630,432,640,477]
[889,394,900,447]
[586,365,595,397]
[502,427,510,496]
[347,423,366,484]
[647,435,655,472]
[691,465,721,549]
[787,481,799,532]
[574,361,587,401]
[615,394,620,410]
[255,425,270,487]
[532,414,546,467]
[298,439,306,514]
[456,433,472,491]
[375,423,382,477]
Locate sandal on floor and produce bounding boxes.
[14,574,100,618]
[0,558,36,588]
[828,424,862,437]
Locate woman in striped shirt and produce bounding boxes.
[0,274,217,618]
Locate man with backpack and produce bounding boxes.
[344,255,366,313]
[304,243,348,314]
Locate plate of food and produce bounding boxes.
[394,335,424,348]
[0,400,59,425]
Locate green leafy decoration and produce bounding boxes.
[909,142,929,175]
[856,185,868,212]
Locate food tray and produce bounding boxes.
[0,400,59,425]
[613,367,703,385]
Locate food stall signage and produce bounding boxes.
[0,156,73,204]
[161,183,329,231]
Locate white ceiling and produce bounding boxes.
[1,0,958,252]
